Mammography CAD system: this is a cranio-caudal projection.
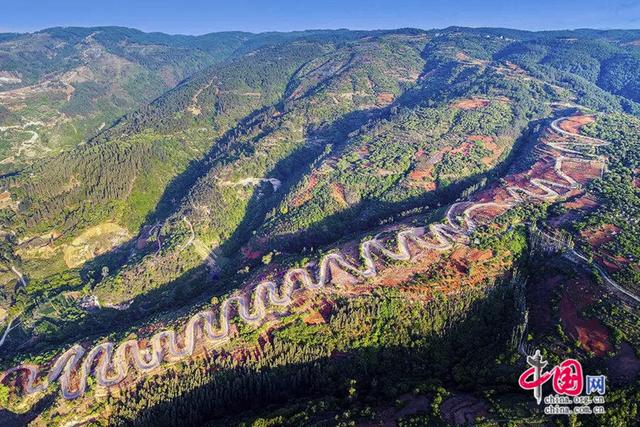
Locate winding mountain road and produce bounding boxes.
[566,250,640,304]
[1,112,619,400]
[0,121,44,162]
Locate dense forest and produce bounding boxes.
[575,114,640,291]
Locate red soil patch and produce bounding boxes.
[529,269,612,357]
[530,157,584,197]
[302,310,326,325]
[376,92,394,105]
[302,301,332,325]
[241,245,263,260]
[292,173,319,207]
[505,61,527,75]
[558,115,595,134]
[560,295,612,356]
[135,238,148,250]
[330,182,348,206]
[357,145,370,158]
[597,252,630,272]
[408,167,432,181]
[454,52,489,67]
[467,135,493,145]
[564,195,598,210]
[600,257,623,272]
[408,151,437,191]
[581,224,621,248]
[230,345,261,364]
[377,246,443,288]
[241,236,269,260]
[373,239,509,298]
[469,135,501,166]
[533,159,574,186]
[449,247,468,266]
[558,277,613,357]
[561,159,603,184]
[495,62,529,78]
[408,165,437,191]
[449,141,474,156]
[329,261,361,286]
[463,248,493,262]
[426,149,446,165]
[135,225,158,250]
[469,207,509,227]
[549,195,599,227]
[450,246,493,265]
[453,98,489,110]
[448,137,501,168]
[581,224,631,275]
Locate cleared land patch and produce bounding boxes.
[452,98,490,110]
[63,223,131,268]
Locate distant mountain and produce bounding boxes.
[0,27,240,171]
[0,27,375,173]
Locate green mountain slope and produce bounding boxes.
[0,27,639,427]
[0,27,223,170]
[0,27,376,174]
[3,27,640,314]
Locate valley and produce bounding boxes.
[1,112,618,400]
[0,26,639,426]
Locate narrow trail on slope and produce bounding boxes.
[0,121,43,162]
[180,217,215,267]
[0,266,28,348]
[219,177,282,191]
[10,265,27,287]
[0,318,19,348]
[187,79,215,116]
[1,112,613,400]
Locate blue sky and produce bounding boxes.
[1,0,639,34]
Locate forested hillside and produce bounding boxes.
[0,27,375,173]
[1,27,639,426]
